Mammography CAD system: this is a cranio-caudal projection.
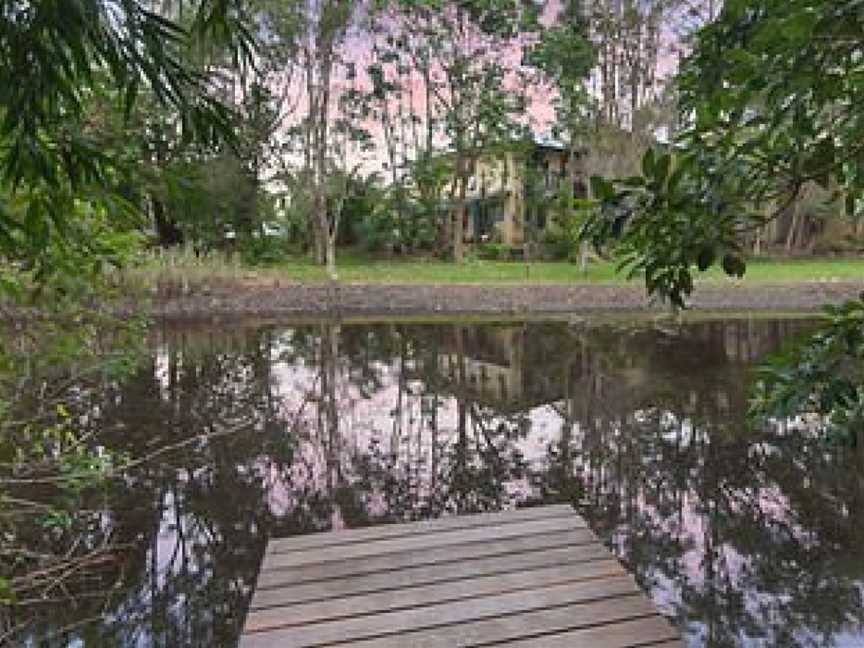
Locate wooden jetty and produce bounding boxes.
[240,504,682,647]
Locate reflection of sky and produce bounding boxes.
[599,431,864,648]
[143,321,864,648]
[271,331,861,646]
[265,340,574,519]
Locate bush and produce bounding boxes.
[353,201,438,254]
[476,243,510,260]
[354,210,397,253]
[238,235,287,266]
[542,223,578,260]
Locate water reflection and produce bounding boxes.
[6,317,864,647]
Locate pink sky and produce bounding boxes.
[268,2,690,181]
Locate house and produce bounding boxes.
[459,136,588,248]
[435,324,572,412]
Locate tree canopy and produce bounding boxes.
[583,0,864,435]
[0,0,252,276]
[586,0,864,306]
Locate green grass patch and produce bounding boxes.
[719,256,864,282]
[274,254,624,283]
[128,248,864,287]
[269,254,864,284]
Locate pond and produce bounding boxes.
[6,316,864,647]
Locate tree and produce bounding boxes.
[0,0,252,275]
[582,0,864,429]
[528,0,595,268]
[0,0,252,611]
[85,0,299,252]
[586,0,672,132]
[380,0,541,263]
[282,0,370,280]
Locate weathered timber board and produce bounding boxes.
[240,504,682,648]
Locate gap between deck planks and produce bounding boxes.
[240,504,682,648]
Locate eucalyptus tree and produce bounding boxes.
[382,0,542,262]
[359,12,442,255]
[364,30,414,246]
[278,0,372,278]
[583,0,864,433]
[527,0,594,267]
[585,0,674,131]
[366,9,452,254]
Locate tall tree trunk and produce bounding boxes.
[785,206,801,251]
[153,198,183,247]
[453,166,468,263]
[325,228,338,281]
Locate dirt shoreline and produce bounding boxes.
[140,280,864,321]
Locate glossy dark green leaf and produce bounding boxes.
[721,252,746,278]
[696,245,716,271]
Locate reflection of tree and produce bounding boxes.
[10,316,864,648]
[7,326,307,646]
[564,320,864,648]
[287,321,535,522]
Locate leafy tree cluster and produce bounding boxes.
[0,0,258,276]
[583,0,864,432]
[0,0,256,611]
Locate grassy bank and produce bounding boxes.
[126,248,864,289]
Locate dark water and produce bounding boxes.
[7,317,864,647]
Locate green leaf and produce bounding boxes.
[696,245,716,271]
[781,11,817,41]
[654,153,671,185]
[642,149,656,178]
[721,253,746,278]
[0,576,14,604]
[804,137,835,188]
[589,175,614,201]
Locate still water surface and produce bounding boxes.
[10,317,864,647]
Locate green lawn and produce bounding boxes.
[276,255,622,283]
[137,249,864,285]
[271,254,864,284]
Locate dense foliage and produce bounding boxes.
[586,0,864,305]
[0,0,254,275]
[583,0,864,432]
[752,298,864,443]
[0,0,253,610]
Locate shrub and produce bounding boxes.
[542,223,578,260]
[239,235,287,266]
[476,243,510,260]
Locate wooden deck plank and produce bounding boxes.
[261,515,582,570]
[487,615,680,647]
[251,543,610,610]
[255,528,593,590]
[241,505,682,648]
[266,504,576,554]
[332,593,662,647]
[245,559,625,633]
[240,574,639,648]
